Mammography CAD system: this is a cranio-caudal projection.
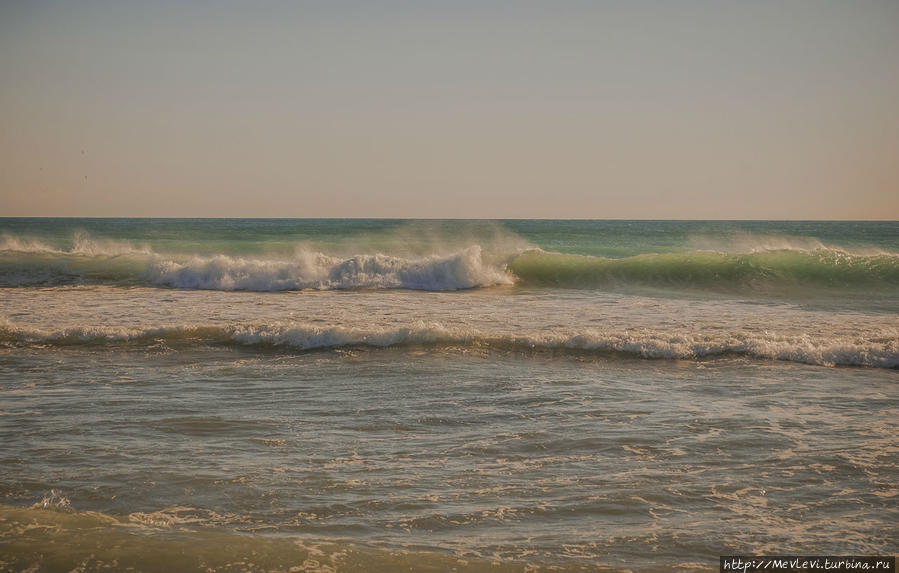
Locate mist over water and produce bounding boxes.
[1,219,897,295]
[1,219,897,571]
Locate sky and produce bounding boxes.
[1,0,897,219]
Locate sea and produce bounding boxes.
[0,218,896,572]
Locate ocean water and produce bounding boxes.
[0,218,896,572]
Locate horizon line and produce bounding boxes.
[1,216,897,223]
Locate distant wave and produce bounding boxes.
[2,231,898,292]
[0,231,152,256]
[2,322,896,368]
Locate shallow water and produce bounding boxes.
[1,219,897,571]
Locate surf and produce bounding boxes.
[0,242,514,291]
[2,241,897,294]
[2,322,896,368]
[0,503,569,573]
[2,225,898,294]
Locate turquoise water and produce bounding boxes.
[0,219,897,572]
[1,219,897,297]
[2,218,896,256]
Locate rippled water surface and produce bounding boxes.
[1,219,897,572]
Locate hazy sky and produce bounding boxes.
[1,0,897,219]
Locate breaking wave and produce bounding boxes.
[1,231,897,292]
[2,322,896,368]
[0,242,512,291]
[146,247,512,291]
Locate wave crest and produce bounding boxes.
[0,241,513,291]
[2,231,897,292]
[146,246,512,291]
[0,231,150,256]
[2,322,896,368]
[510,249,899,290]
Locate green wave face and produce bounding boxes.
[508,249,899,291]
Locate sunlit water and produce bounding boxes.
[0,219,896,572]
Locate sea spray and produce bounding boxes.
[0,243,514,290]
[2,219,897,572]
[2,241,897,292]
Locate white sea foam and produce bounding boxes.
[146,246,513,291]
[3,229,897,291]
[0,234,59,253]
[0,230,514,291]
[2,322,896,368]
